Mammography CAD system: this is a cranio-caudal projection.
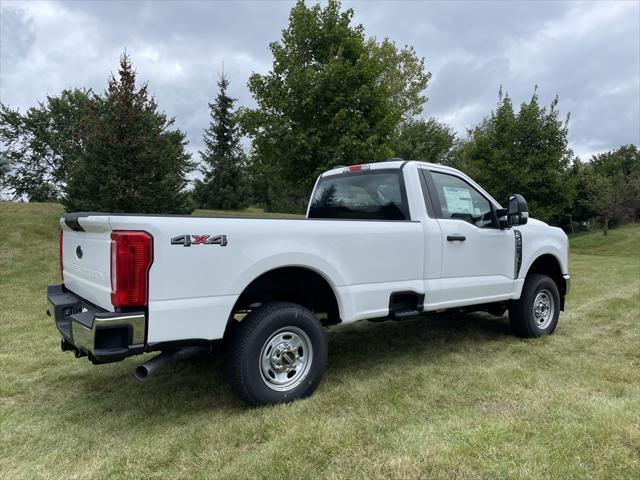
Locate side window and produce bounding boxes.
[430,171,496,228]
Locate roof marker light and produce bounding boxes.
[346,165,370,172]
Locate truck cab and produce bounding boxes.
[308,161,568,313]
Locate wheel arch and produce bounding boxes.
[523,253,567,299]
[224,265,343,338]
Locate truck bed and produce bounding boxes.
[61,213,424,343]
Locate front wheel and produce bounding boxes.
[509,274,560,338]
[226,302,328,406]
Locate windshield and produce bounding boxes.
[308,170,409,220]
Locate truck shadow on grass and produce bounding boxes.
[72,312,512,416]
[328,311,512,369]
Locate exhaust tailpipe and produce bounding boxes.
[134,345,210,380]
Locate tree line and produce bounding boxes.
[1,0,638,233]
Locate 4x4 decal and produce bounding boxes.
[171,234,227,247]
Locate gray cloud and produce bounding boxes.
[1,0,638,162]
[0,6,35,73]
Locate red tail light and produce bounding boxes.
[59,230,64,281]
[110,231,153,308]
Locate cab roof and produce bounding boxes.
[318,159,501,208]
[320,159,463,177]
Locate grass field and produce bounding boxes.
[1,202,639,479]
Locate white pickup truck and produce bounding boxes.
[48,160,570,405]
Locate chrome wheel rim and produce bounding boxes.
[533,289,554,329]
[259,327,313,391]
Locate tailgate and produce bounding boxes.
[61,215,113,311]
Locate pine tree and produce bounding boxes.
[65,53,193,213]
[193,72,246,210]
[0,153,9,178]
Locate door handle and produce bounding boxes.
[447,235,466,242]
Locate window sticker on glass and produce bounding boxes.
[443,186,474,214]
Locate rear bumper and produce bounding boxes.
[47,284,146,363]
[563,274,570,295]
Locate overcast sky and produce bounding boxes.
[1,0,639,161]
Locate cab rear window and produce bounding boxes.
[308,170,409,220]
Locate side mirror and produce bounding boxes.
[507,194,529,226]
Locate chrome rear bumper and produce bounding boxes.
[47,284,146,363]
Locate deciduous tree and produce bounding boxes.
[453,87,575,221]
[390,118,455,164]
[586,145,640,234]
[242,0,430,212]
[0,89,92,201]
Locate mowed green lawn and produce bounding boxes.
[1,202,638,480]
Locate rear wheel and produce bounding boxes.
[509,274,560,338]
[226,302,327,406]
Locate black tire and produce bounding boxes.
[226,302,328,406]
[509,274,561,338]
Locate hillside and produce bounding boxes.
[1,202,638,479]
